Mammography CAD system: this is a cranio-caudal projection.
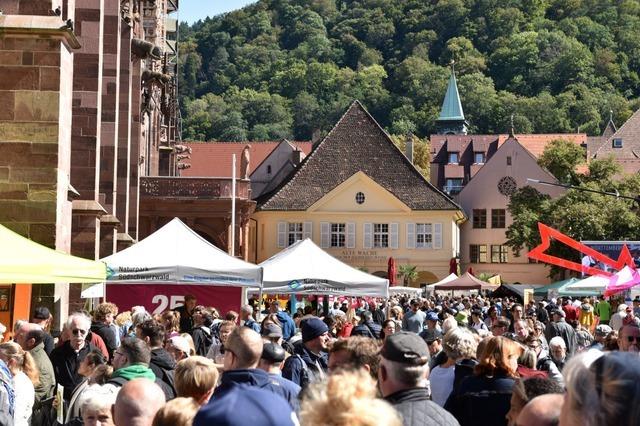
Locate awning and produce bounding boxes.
[430,272,499,291]
[0,224,106,283]
[102,218,262,287]
[258,239,388,297]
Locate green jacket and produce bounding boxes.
[30,342,56,402]
[112,363,156,381]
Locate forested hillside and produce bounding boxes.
[178,0,640,142]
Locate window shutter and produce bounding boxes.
[363,223,372,249]
[320,222,330,248]
[303,222,312,240]
[390,223,399,249]
[406,223,416,249]
[346,223,356,248]
[277,222,286,248]
[434,223,442,249]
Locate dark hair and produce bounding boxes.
[120,337,151,365]
[523,377,563,399]
[137,319,165,347]
[85,350,107,367]
[32,306,51,321]
[26,328,45,346]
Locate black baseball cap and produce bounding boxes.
[261,342,286,363]
[380,332,430,365]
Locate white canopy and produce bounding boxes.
[425,273,458,288]
[564,274,609,292]
[388,286,423,296]
[102,217,262,287]
[258,239,389,297]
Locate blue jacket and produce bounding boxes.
[282,341,328,388]
[214,368,300,412]
[276,311,296,340]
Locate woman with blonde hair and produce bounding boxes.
[152,397,200,426]
[446,336,523,426]
[0,342,39,426]
[301,369,402,426]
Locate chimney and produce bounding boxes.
[405,135,414,164]
[291,149,303,166]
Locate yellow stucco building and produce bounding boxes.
[250,101,465,287]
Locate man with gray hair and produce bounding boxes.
[548,336,567,371]
[378,331,460,426]
[241,304,260,333]
[113,378,166,426]
[50,312,98,400]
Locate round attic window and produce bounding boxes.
[355,192,365,204]
[498,176,517,196]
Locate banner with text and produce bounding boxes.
[106,284,242,315]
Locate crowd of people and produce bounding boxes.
[3,291,640,426]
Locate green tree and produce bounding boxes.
[398,264,419,285]
[537,139,585,183]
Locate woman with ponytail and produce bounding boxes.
[0,341,39,425]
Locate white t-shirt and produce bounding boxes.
[14,371,34,426]
[429,364,455,407]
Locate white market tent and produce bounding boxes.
[424,273,458,290]
[388,286,423,296]
[258,239,389,297]
[430,272,499,292]
[83,218,262,297]
[565,266,640,294]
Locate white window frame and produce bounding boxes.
[415,223,433,249]
[287,222,303,246]
[373,223,389,248]
[330,223,346,248]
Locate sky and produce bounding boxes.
[178,0,258,23]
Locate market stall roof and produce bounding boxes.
[0,224,106,283]
[534,277,599,297]
[425,273,458,288]
[258,239,389,297]
[389,286,423,296]
[565,268,640,295]
[491,284,545,301]
[431,272,499,291]
[102,218,262,287]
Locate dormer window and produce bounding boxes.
[448,152,459,164]
[613,138,623,148]
[474,152,485,164]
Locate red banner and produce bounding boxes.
[106,284,242,316]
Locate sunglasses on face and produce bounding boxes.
[627,335,640,343]
[72,329,87,336]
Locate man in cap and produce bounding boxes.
[419,312,443,343]
[402,299,426,333]
[590,324,612,351]
[282,317,329,388]
[544,309,577,357]
[258,342,301,411]
[379,332,460,426]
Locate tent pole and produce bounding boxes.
[231,154,236,256]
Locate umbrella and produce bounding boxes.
[388,257,397,286]
[449,257,458,275]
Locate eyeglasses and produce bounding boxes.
[627,335,640,343]
[72,329,87,336]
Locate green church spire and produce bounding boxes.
[436,62,468,135]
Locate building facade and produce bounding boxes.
[252,101,465,286]
[457,136,564,284]
[0,0,179,327]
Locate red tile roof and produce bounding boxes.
[497,133,587,157]
[181,141,312,178]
